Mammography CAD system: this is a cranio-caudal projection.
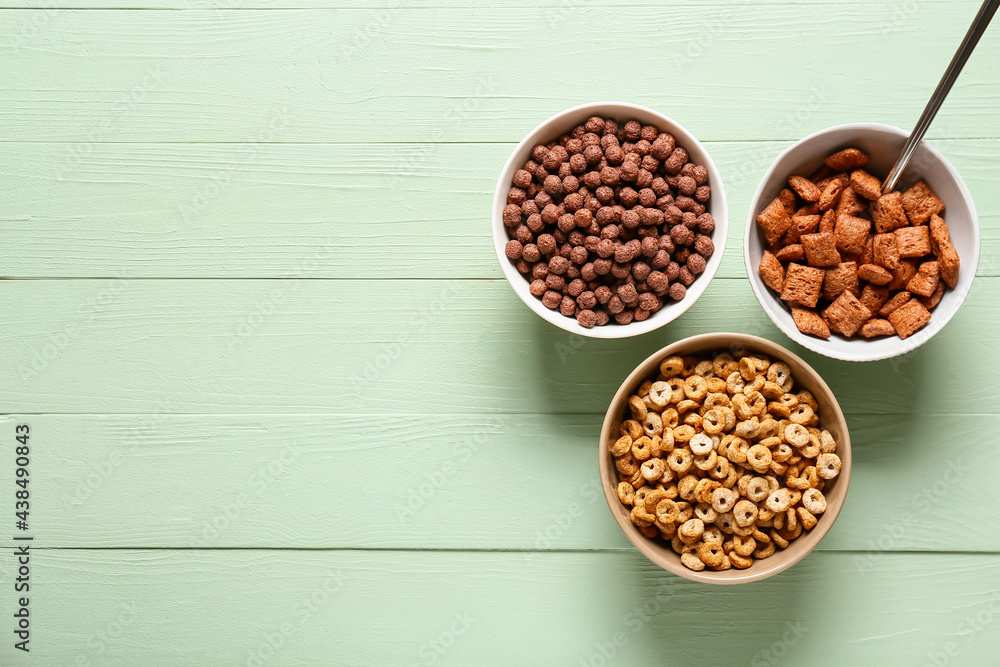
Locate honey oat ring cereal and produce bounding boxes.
[611,341,844,575]
[600,333,851,584]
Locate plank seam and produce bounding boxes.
[2,412,995,417]
[8,546,1000,555]
[0,276,995,281]
[0,138,997,144]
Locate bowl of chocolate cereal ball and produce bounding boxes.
[492,102,728,338]
[599,333,851,584]
[745,123,980,362]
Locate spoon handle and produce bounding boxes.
[881,0,1000,194]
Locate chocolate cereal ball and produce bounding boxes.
[665,261,681,281]
[677,176,697,196]
[576,309,598,328]
[549,255,570,275]
[696,213,715,235]
[695,234,715,258]
[503,204,521,227]
[670,224,694,246]
[647,271,668,293]
[541,290,561,309]
[687,253,707,275]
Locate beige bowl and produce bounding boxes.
[599,333,852,584]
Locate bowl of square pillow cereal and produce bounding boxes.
[744,123,979,361]
[599,333,851,584]
[493,102,728,338]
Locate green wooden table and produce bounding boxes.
[2,1,999,664]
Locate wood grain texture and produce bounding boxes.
[2,412,992,551]
[1,139,997,279]
[1,549,999,666]
[0,4,997,143]
[0,0,981,8]
[1,277,997,415]
[1,0,997,661]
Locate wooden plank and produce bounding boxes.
[2,277,997,415]
[0,0,994,661]
[1,549,999,665]
[3,412,994,551]
[0,4,997,143]
[0,0,978,8]
[1,140,997,279]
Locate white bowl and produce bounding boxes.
[744,123,980,362]
[492,102,729,339]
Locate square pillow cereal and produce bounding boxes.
[895,226,932,258]
[780,263,825,308]
[822,262,859,302]
[901,179,945,225]
[757,198,791,246]
[833,216,870,255]
[887,299,932,339]
[801,232,841,267]
[792,307,831,339]
[753,146,960,342]
[872,192,908,234]
[822,291,871,338]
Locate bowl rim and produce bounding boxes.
[743,122,980,362]
[598,332,852,584]
[492,101,728,339]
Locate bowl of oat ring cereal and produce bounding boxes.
[599,333,851,584]
[492,102,728,338]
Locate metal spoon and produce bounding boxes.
[881,0,999,195]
